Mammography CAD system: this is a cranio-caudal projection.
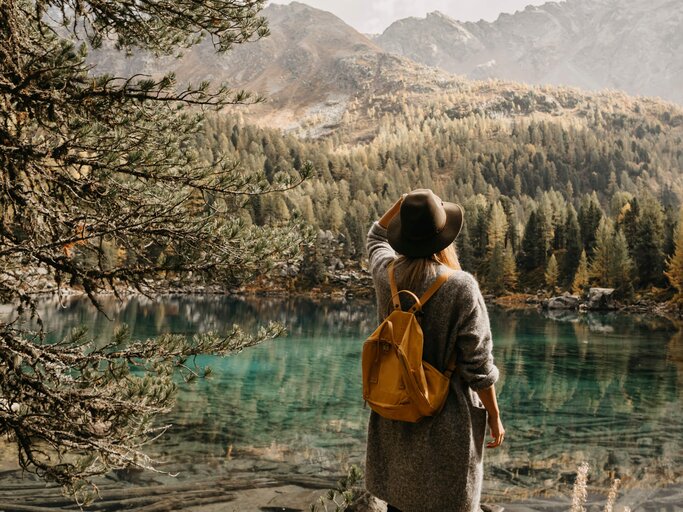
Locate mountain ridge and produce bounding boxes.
[375,0,683,104]
[89,0,683,139]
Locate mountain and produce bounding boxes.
[90,2,459,135]
[90,1,683,144]
[375,0,683,105]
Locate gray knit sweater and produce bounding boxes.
[364,222,499,512]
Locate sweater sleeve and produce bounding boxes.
[453,273,499,390]
[366,221,396,276]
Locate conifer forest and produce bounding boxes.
[200,89,683,300]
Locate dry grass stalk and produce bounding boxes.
[604,478,621,512]
[571,462,590,512]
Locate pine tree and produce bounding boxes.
[536,203,554,263]
[578,194,604,255]
[545,253,559,291]
[503,240,518,291]
[631,193,666,288]
[487,241,506,294]
[621,197,640,251]
[590,218,614,287]
[665,207,683,300]
[562,205,582,285]
[588,219,634,294]
[456,221,475,272]
[608,228,634,297]
[500,196,520,252]
[572,249,590,294]
[0,0,310,496]
[486,201,508,254]
[519,210,545,271]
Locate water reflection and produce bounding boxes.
[2,296,681,498]
[3,294,377,344]
[489,307,681,496]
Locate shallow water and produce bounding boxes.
[5,295,683,500]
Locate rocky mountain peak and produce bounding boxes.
[375,0,683,104]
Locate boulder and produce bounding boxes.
[586,287,616,310]
[547,294,580,310]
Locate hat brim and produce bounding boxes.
[387,202,464,258]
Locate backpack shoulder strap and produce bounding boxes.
[444,351,459,378]
[408,269,454,313]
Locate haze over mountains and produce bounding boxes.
[93,0,683,132]
[376,0,683,104]
[93,2,459,132]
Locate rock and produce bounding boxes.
[547,294,580,310]
[347,493,386,512]
[586,287,616,310]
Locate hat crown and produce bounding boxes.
[386,188,463,259]
[399,189,447,240]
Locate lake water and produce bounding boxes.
[3,295,683,503]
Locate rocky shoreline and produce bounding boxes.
[13,263,683,322]
[0,459,679,512]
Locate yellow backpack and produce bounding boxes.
[362,261,457,422]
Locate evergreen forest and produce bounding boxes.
[195,83,683,299]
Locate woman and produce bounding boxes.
[365,189,504,512]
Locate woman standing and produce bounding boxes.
[365,189,504,512]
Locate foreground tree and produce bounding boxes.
[1,0,309,500]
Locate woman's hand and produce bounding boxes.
[378,194,407,229]
[486,414,505,448]
[475,384,504,448]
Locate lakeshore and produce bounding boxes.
[14,261,683,321]
[0,455,680,511]
[1,295,681,511]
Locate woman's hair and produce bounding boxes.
[394,243,461,295]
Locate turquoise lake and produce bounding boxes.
[7,295,683,502]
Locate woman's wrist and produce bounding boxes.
[378,195,405,228]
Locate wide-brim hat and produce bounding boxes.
[387,189,464,259]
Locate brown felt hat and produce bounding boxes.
[387,189,464,258]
